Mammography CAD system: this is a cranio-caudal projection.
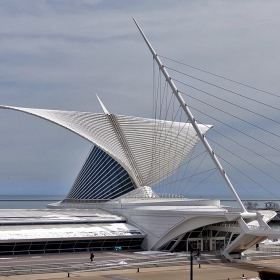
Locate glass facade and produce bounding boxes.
[67,146,136,200]
[160,226,239,252]
[0,238,144,256]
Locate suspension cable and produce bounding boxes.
[159,54,280,98]
[173,78,280,126]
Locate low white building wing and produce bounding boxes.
[0,223,144,241]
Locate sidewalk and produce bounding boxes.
[3,260,280,280]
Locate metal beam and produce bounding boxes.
[133,18,247,213]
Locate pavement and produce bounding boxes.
[1,247,280,280]
[1,260,280,280]
[0,250,227,275]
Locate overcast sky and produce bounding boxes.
[0,0,280,200]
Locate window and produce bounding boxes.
[0,243,15,252]
[116,239,132,246]
[74,241,90,249]
[103,240,118,248]
[129,239,143,246]
[89,240,104,248]
[30,243,46,250]
[60,241,76,250]
[45,242,61,250]
[14,243,31,251]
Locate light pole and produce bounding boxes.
[190,247,194,280]
[189,243,201,280]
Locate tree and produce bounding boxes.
[244,201,258,210]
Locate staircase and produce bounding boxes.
[221,213,280,262]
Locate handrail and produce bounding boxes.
[211,222,240,228]
[247,225,272,231]
[0,253,195,277]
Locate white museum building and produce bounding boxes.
[0,19,279,261]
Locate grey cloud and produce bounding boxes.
[0,0,280,199]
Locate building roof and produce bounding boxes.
[0,209,125,224]
[0,209,145,242]
[0,222,144,241]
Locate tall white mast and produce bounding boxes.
[133,18,247,213]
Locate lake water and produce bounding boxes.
[0,196,278,209]
[0,195,64,209]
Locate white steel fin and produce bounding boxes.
[0,105,211,188]
[96,94,110,115]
